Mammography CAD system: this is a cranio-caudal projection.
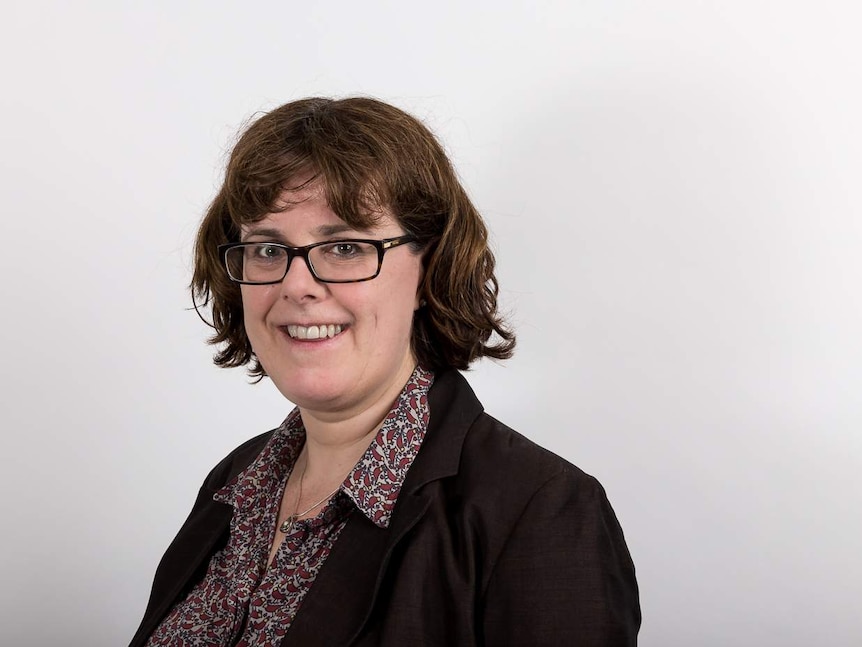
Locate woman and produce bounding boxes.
[131,97,640,646]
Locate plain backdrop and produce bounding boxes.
[1,2,860,646]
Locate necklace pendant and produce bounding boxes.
[280,515,297,534]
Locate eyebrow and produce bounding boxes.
[241,223,369,243]
[312,223,367,237]
[241,227,285,242]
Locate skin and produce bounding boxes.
[239,181,424,561]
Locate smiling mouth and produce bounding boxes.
[284,324,345,340]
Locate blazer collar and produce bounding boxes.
[402,368,485,489]
[283,368,484,645]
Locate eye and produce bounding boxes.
[332,242,359,257]
[320,241,374,260]
[247,243,286,262]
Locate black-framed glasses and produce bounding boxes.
[218,235,417,284]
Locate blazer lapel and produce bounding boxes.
[283,488,433,644]
[282,369,484,645]
[129,495,234,647]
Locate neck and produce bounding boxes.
[298,363,417,484]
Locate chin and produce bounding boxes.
[269,371,353,410]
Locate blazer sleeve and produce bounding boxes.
[480,468,641,646]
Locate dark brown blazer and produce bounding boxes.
[131,370,640,646]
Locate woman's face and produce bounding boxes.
[239,183,424,419]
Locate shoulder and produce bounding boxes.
[423,369,606,508]
[457,418,641,644]
[418,386,640,642]
[457,411,611,525]
[200,429,275,492]
[463,412,589,481]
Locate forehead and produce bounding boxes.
[240,187,399,240]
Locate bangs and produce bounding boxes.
[220,106,394,235]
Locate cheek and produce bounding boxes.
[381,283,422,338]
[240,286,276,328]
[350,284,414,337]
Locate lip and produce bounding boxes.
[278,323,348,341]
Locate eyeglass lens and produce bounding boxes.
[225,241,380,283]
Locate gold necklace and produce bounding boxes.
[279,461,341,534]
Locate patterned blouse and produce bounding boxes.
[147,367,434,646]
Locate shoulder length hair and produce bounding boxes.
[192,96,514,377]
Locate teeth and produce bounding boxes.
[286,324,343,340]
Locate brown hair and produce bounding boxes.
[192,96,514,376]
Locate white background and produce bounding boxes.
[1,2,860,645]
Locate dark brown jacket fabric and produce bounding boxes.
[131,370,640,646]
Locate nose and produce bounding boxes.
[278,252,326,302]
